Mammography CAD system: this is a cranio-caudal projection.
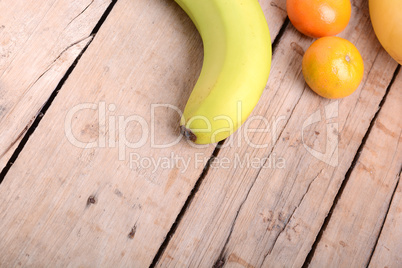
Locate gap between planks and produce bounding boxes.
[0,0,118,184]
[0,0,288,266]
[150,16,291,268]
[0,8,289,264]
[367,168,401,266]
[303,64,401,267]
[154,0,399,264]
[150,140,225,268]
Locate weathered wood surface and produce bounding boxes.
[0,0,400,266]
[369,173,402,268]
[157,1,400,267]
[309,70,402,267]
[0,0,111,171]
[0,0,286,266]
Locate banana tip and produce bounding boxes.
[180,125,197,142]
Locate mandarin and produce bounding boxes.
[302,37,364,99]
[287,0,351,38]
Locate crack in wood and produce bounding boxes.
[340,48,382,134]
[271,18,289,56]
[302,65,401,268]
[210,60,304,268]
[0,0,67,83]
[0,35,93,162]
[212,67,306,268]
[0,113,37,160]
[212,256,226,268]
[0,0,118,182]
[263,169,323,261]
[4,35,93,120]
[53,36,94,68]
[366,169,401,267]
[149,140,225,268]
[270,2,287,13]
[64,0,95,30]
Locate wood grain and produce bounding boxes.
[157,0,400,267]
[369,172,402,268]
[0,0,286,266]
[0,0,111,171]
[309,70,402,267]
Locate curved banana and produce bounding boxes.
[177,0,272,144]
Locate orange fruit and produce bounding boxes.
[287,0,352,38]
[302,37,364,99]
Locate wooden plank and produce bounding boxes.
[0,0,286,266]
[157,1,400,267]
[369,172,402,268]
[0,0,111,171]
[309,70,402,267]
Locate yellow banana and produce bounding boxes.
[176,0,272,144]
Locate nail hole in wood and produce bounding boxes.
[128,225,137,239]
[87,195,97,206]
